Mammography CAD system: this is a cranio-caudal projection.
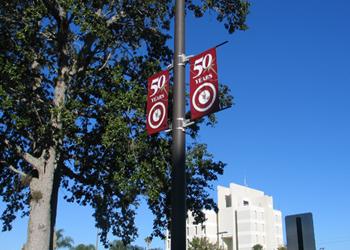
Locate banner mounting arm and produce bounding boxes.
[167,54,194,70]
[164,118,195,133]
[215,40,229,48]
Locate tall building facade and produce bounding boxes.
[217,183,283,250]
[165,183,284,250]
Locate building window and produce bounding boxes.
[186,227,189,236]
[225,195,232,207]
[202,225,206,235]
[195,226,197,235]
[243,200,249,206]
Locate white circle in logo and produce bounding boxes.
[152,108,162,122]
[192,83,217,112]
[148,102,166,129]
[198,90,211,105]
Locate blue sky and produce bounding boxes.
[1,0,350,249]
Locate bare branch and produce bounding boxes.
[106,11,126,27]
[95,8,103,17]
[57,2,66,20]
[32,104,44,125]
[4,139,42,170]
[31,55,43,90]
[39,31,54,41]
[72,33,98,77]
[1,160,28,177]
[39,149,47,161]
[98,52,112,71]
[9,165,28,178]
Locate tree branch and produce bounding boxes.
[1,160,28,178]
[4,139,42,170]
[62,165,95,186]
[71,33,99,78]
[9,165,28,178]
[98,52,112,71]
[42,0,61,22]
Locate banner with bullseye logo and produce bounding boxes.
[146,70,169,135]
[189,48,219,120]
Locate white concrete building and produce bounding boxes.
[217,183,283,250]
[166,183,284,250]
[187,209,218,244]
[165,209,218,250]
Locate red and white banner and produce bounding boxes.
[189,48,219,120]
[146,70,169,135]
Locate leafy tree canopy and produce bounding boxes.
[55,229,74,249]
[188,237,224,250]
[277,246,287,250]
[71,244,95,250]
[0,0,249,247]
[252,244,264,250]
[109,240,143,250]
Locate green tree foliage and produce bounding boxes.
[0,0,249,248]
[252,244,264,250]
[55,229,74,249]
[109,240,143,250]
[144,236,152,249]
[277,246,287,250]
[71,244,95,250]
[188,237,224,250]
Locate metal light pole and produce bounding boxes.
[217,231,228,248]
[95,230,98,250]
[171,0,186,249]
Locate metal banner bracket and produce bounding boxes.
[167,54,193,70]
[165,118,195,133]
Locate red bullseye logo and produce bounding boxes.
[192,83,217,112]
[148,102,166,129]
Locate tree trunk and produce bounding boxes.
[50,165,61,250]
[24,9,68,244]
[24,148,59,250]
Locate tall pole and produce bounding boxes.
[216,211,219,248]
[95,230,98,250]
[171,0,186,249]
